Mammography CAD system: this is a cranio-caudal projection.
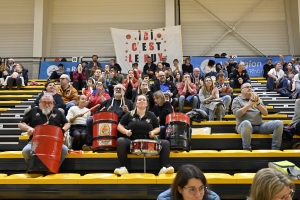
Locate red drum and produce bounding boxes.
[92,111,118,151]
[27,125,63,174]
[130,139,161,156]
[165,112,191,152]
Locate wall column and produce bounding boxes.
[165,0,175,27]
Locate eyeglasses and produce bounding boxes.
[159,75,165,77]
[183,186,207,195]
[242,86,252,89]
[114,88,122,90]
[275,189,295,200]
[40,101,53,105]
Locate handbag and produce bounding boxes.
[269,160,300,180]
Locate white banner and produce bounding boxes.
[111,26,183,72]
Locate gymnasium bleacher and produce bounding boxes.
[0,77,299,199]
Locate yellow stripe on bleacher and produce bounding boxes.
[223,114,287,119]
[193,120,292,126]
[0,108,8,112]
[0,95,33,98]
[0,101,21,104]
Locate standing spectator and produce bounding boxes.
[143,56,156,80]
[172,59,182,75]
[232,83,283,151]
[191,67,203,93]
[123,70,138,100]
[56,74,79,114]
[177,73,198,113]
[199,76,224,121]
[267,62,288,92]
[48,64,66,81]
[182,57,193,74]
[215,73,233,114]
[109,59,122,74]
[72,63,86,91]
[108,66,124,97]
[263,58,274,79]
[203,60,217,78]
[230,62,251,88]
[86,81,110,115]
[161,56,170,68]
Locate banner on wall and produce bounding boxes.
[111,26,183,72]
[190,56,293,77]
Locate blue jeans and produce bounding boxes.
[267,77,288,91]
[178,95,199,113]
[22,142,68,166]
[221,95,232,112]
[237,120,283,150]
[201,106,222,121]
[205,72,217,77]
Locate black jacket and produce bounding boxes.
[232,69,250,85]
[32,93,65,109]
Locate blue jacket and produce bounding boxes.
[157,188,220,200]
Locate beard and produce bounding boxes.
[114,92,122,97]
[42,107,51,115]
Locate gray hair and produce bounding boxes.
[39,94,55,104]
[60,74,71,82]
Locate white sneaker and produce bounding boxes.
[158,166,174,175]
[114,167,129,175]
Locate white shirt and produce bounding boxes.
[268,68,285,79]
[66,106,90,125]
[203,66,216,74]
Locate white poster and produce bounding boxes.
[111,26,183,72]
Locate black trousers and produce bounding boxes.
[116,137,170,170]
[7,77,22,89]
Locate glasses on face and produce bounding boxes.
[242,86,252,89]
[276,189,295,200]
[183,185,207,195]
[159,75,165,77]
[114,88,122,91]
[41,101,53,105]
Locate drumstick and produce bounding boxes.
[100,107,106,111]
[121,89,125,107]
[82,104,100,115]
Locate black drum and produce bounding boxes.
[165,113,191,152]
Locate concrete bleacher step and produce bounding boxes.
[0,123,19,128]
[0,117,22,123]
[0,95,34,101]
[0,113,24,117]
[0,128,22,135]
[0,90,42,95]
[0,109,26,113]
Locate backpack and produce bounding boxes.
[269,160,300,180]
[277,88,292,97]
[186,109,208,122]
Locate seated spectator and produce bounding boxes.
[86,81,110,115]
[191,67,203,93]
[72,63,86,91]
[123,70,138,100]
[279,54,296,71]
[86,55,102,78]
[48,63,65,81]
[102,64,110,86]
[133,80,155,112]
[177,73,198,113]
[172,59,182,76]
[161,56,170,68]
[32,81,65,110]
[203,60,217,78]
[153,71,178,108]
[214,72,233,114]
[153,91,173,139]
[164,67,174,82]
[143,56,156,80]
[216,63,228,78]
[82,78,95,97]
[230,62,251,88]
[56,74,79,114]
[295,57,300,72]
[284,62,297,89]
[224,57,237,76]
[155,62,164,79]
[0,57,4,81]
[182,57,193,74]
[157,164,220,200]
[248,168,295,200]
[109,59,122,73]
[3,63,28,90]
[174,72,183,87]
[108,66,124,97]
[81,61,88,69]
[263,57,274,80]
[132,62,142,80]
[199,76,224,121]
[87,61,101,79]
[115,94,173,176]
[289,99,300,132]
[66,95,90,150]
[142,74,150,83]
[232,83,283,151]
[5,58,16,71]
[267,62,288,92]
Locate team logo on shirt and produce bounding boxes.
[146,119,150,123]
[51,114,57,118]
[36,113,40,116]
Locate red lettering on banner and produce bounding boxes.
[144,32,148,40]
[149,42,154,51]
[132,43,137,51]
[129,54,133,62]
[144,54,149,62]
[157,53,163,61]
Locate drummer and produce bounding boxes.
[18,94,70,165]
[114,94,174,175]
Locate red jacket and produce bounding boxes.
[87,92,111,115]
[123,77,138,89]
[177,81,197,96]
[73,71,86,81]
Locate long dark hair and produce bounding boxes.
[171,164,208,200]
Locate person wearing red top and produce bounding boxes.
[177,73,199,113]
[123,70,138,100]
[72,63,87,90]
[132,63,142,80]
[86,81,111,115]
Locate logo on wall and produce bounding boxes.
[47,65,58,76]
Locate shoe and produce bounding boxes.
[292,142,300,149]
[82,144,92,151]
[114,167,129,175]
[158,166,174,175]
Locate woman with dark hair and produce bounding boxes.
[72,63,86,91]
[86,81,110,115]
[123,69,138,100]
[132,80,155,112]
[153,91,173,139]
[32,81,65,109]
[174,72,183,87]
[182,57,193,75]
[203,60,217,79]
[114,94,174,176]
[157,164,220,200]
[172,59,182,75]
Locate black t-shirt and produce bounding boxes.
[21,107,68,140]
[120,111,159,140]
[154,101,173,126]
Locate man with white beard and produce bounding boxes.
[18,94,70,165]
